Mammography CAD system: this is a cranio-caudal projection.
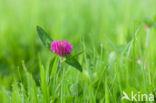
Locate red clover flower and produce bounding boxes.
[51,40,72,56]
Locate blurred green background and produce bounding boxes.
[0,0,156,102]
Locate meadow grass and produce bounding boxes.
[0,0,156,102]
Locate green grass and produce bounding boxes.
[0,0,156,102]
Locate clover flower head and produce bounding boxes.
[51,40,72,56]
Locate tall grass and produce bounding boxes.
[0,0,156,102]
